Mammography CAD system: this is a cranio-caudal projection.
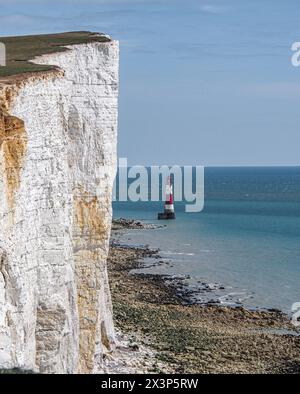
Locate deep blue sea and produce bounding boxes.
[113,167,300,313]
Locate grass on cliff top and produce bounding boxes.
[0,31,111,78]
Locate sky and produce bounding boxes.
[0,0,300,166]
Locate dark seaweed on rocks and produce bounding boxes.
[112,218,165,230]
[108,227,300,374]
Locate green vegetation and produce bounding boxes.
[0,31,110,78]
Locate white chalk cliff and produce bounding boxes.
[0,40,119,373]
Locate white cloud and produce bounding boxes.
[241,82,300,99]
[200,4,226,14]
[0,0,168,3]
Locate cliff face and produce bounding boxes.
[0,41,119,373]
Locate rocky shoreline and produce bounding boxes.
[108,219,300,374]
[112,218,165,231]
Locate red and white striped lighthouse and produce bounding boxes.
[158,176,176,220]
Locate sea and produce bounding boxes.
[113,167,300,313]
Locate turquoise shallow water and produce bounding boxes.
[113,167,300,312]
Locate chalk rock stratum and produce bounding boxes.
[0,38,119,373]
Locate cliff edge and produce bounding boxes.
[0,32,119,373]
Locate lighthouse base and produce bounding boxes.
[158,212,176,220]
